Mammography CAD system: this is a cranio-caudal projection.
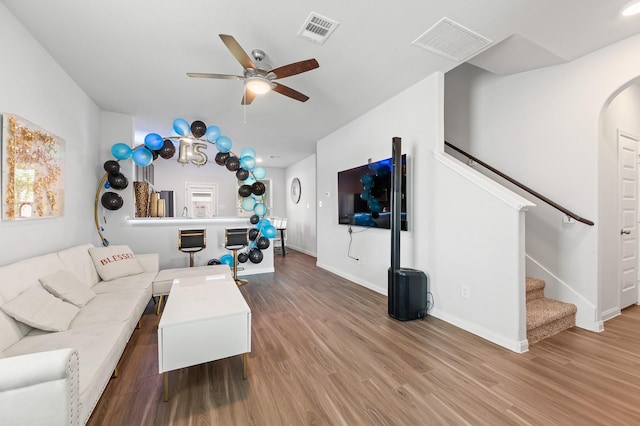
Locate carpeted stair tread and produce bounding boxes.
[526,297,577,330]
[525,277,545,301]
[527,314,575,345]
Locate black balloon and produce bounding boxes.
[191,120,207,138]
[238,185,252,198]
[215,152,230,166]
[251,181,266,196]
[159,139,176,159]
[108,172,128,190]
[236,168,250,181]
[103,160,120,175]
[249,214,260,224]
[208,258,221,265]
[101,192,123,210]
[248,228,259,241]
[256,236,270,250]
[249,248,263,264]
[152,150,159,161]
[237,252,249,264]
[225,156,240,171]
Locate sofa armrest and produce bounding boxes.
[137,253,159,273]
[0,348,80,426]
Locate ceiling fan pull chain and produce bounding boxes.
[243,100,247,124]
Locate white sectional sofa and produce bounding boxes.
[0,244,158,425]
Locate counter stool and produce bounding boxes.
[178,228,206,267]
[225,228,248,286]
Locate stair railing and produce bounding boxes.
[445,141,594,226]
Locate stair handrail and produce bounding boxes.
[445,141,594,226]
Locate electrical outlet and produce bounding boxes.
[461,284,470,299]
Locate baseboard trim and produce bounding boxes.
[285,245,317,257]
[430,308,529,353]
[237,266,274,276]
[317,261,528,353]
[315,262,386,295]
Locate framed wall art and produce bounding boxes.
[2,113,65,220]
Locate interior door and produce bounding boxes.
[618,131,639,309]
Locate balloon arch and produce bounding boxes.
[94,118,277,266]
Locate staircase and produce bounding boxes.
[526,277,577,345]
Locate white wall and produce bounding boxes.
[285,154,317,256]
[316,77,432,294]
[600,84,640,319]
[151,154,285,219]
[0,4,101,266]
[445,33,640,330]
[315,72,531,351]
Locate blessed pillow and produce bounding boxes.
[88,245,143,281]
[1,286,79,332]
[39,270,96,307]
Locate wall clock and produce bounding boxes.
[291,178,301,204]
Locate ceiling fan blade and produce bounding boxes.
[241,88,256,105]
[219,34,256,70]
[272,83,309,102]
[269,59,319,79]
[187,72,244,80]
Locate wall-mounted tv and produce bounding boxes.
[337,154,407,230]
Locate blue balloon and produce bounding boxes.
[132,147,153,166]
[240,156,256,170]
[360,191,370,201]
[252,167,266,179]
[173,118,190,136]
[253,203,267,216]
[104,181,111,189]
[241,197,256,211]
[111,143,132,160]
[205,125,221,142]
[240,147,256,158]
[360,174,374,185]
[243,176,256,185]
[216,136,232,153]
[220,253,234,266]
[263,225,277,238]
[257,218,271,229]
[369,198,381,213]
[144,133,164,150]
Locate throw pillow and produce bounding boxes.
[88,245,144,281]
[1,286,79,332]
[39,270,96,307]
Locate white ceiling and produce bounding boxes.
[3,0,640,167]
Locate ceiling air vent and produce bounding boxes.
[412,17,492,62]
[297,12,339,44]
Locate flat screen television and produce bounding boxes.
[337,154,407,230]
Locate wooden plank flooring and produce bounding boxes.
[88,250,640,425]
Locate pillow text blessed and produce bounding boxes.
[88,245,144,281]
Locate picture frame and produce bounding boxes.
[2,113,65,220]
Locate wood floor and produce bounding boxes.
[88,250,640,425]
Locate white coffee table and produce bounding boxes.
[158,273,251,401]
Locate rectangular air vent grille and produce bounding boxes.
[412,17,492,62]
[297,12,339,44]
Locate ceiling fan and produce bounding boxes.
[187,34,319,105]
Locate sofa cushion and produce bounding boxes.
[56,244,101,287]
[4,322,130,423]
[88,245,143,281]
[0,253,65,303]
[39,270,96,307]
[1,286,79,332]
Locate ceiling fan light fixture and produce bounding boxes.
[246,77,272,94]
[622,0,640,16]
